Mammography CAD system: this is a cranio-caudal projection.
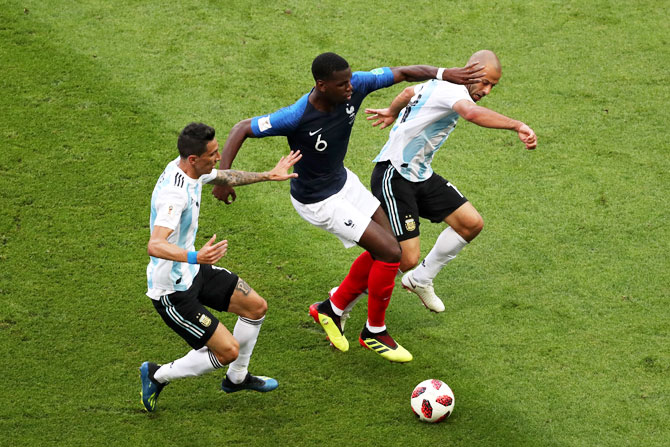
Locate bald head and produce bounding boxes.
[468,50,501,75]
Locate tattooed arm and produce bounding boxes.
[207,150,302,187]
[209,169,274,187]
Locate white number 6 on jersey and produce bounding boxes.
[315,134,328,152]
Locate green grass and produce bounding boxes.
[1,0,668,446]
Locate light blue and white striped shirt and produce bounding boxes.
[373,80,473,182]
[146,158,216,299]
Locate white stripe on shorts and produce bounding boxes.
[161,295,205,338]
[382,165,403,237]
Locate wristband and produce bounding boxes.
[436,67,445,80]
[187,251,198,264]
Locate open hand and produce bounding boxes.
[267,150,302,181]
[365,108,397,129]
[197,234,228,264]
[442,63,486,85]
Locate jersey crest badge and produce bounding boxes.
[346,104,356,124]
[405,217,416,232]
[199,314,212,328]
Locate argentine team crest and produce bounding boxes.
[199,314,212,327]
[405,217,416,232]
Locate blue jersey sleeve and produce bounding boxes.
[351,67,395,96]
[250,93,310,137]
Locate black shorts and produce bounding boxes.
[371,161,468,242]
[152,264,239,350]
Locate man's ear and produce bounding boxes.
[187,154,199,165]
[315,79,327,92]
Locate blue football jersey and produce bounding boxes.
[250,67,395,203]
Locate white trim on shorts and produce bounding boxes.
[159,295,206,339]
[381,164,403,238]
[291,168,380,248]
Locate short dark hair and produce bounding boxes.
[177,122,215,158]
[311,52,349,81]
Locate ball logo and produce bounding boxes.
[344,219,354,228]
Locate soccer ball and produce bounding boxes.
[410,379,455,423]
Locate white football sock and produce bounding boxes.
[329,300,344,316]
[226,316,264,384]
[365,322,387,334]
[412,227,467,285]
[154,346,222,383]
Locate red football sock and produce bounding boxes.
[366,260,400,327]
[330,251,374,310]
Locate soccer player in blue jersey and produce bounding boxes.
[211,52,484,363]
[140,122,301,412]
[365,50,537,312]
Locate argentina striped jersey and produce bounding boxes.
[373,80,474,182]
[146,158,216,299]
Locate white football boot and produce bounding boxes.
[401,271,445,313]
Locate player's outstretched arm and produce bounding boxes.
[212,118,255,204]
[390,63,485,85]
[208,150,302,187]
[453,100,537,150]
[365,86,416,129]
[148,227,228,265]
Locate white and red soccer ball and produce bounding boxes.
[411,379,455,423]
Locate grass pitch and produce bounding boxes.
[1,1,668,446]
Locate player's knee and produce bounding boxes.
[248,297,268,320]
[457,215,484,241]
[384,243,402,263]
[467,216,484,240]
[214,341,239,365]
[400,252,420,272]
